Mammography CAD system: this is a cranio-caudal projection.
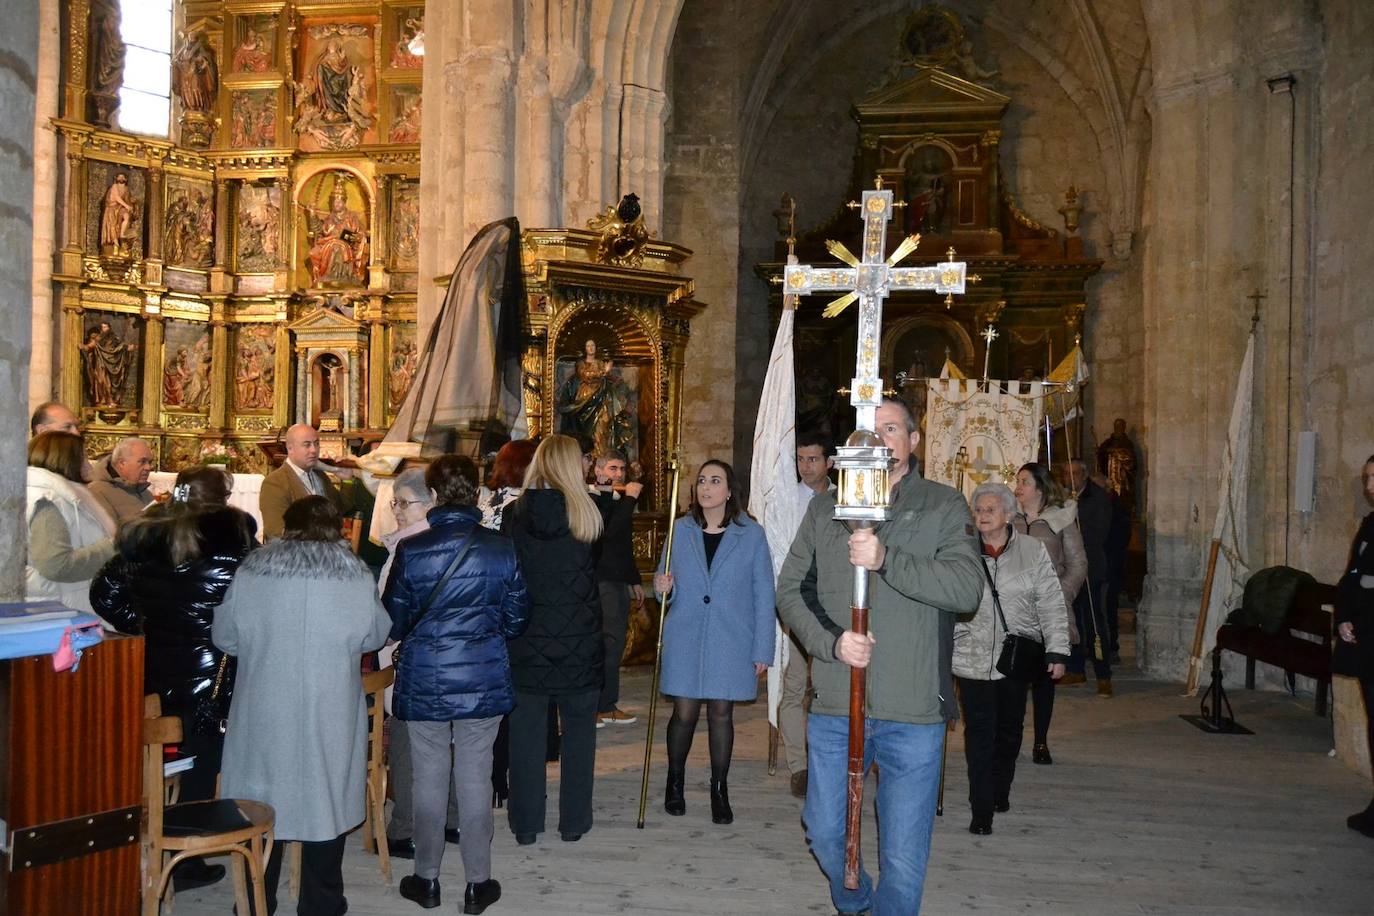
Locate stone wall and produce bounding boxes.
[1310,0,1374,779]
[0,0,39,600]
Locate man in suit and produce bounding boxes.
[259,423,351,539]
[1060,458,1114,695]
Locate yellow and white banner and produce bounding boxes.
[924,379,1045,503]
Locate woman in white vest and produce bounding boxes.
[26,431,116,613]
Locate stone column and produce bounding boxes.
[515,59,557,226]
[459,42,516,242]
[0,0,39,599]
[618,84,669,231]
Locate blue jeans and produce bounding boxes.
[803,713,944,915]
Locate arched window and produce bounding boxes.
[117,0,173,137]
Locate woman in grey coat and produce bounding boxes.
[653,459,774,825]
[214,496,391,916]
[954,482,1070,837]
[1012,461,1087,766]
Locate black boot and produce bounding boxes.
[399,875,441,909]
[709,777,733,825]
[664,769,686,816]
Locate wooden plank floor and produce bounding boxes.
[170,648,1374,914]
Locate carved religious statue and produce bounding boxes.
[171,28,218,113]
[558,338,634,457]
[304,184,367,286]
[100,172,138,255]
[292,35,374,149]
[80,320,137,407]
[89,0,124,126]
[1097,417,1139,515]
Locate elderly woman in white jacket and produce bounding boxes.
[25,431,116,613]
[953,482,1070,837]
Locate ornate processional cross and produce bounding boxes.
[783,179,975,431]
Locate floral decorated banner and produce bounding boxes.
[924,379,1044,503]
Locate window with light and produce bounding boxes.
[116,0,174,137]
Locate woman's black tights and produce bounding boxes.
[666,698,734,778]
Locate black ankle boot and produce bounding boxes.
[709,777,733,825]
[664,769,686,816]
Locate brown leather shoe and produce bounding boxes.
[790,769,808,798]
[1096,679,1114,697]
[1059,673,1086,686]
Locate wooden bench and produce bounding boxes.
[1213,580,1338,716]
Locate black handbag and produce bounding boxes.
[190,654,231,735]
[981,553,1046,682]
[393,531,478,679]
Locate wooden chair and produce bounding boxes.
[142,713,275,916]
[144,694,184,806]
[288,667,395,899]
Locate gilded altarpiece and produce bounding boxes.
[758,10,1101,447]
[53,0,424,472]
[518,228,704,579]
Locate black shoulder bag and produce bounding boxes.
[981,553,1046,682]
[393,532,478,678]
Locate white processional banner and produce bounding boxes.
[924,379,1045,503]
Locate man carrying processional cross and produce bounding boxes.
[774,181,983,914]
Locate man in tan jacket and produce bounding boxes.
[88,437,156,523]
[259,424,351,539]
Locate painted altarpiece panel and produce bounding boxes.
[163,175,214,269]
[236,182,284,274]
[230,89,279,149]
[389,179,419,270]
[161,318,212,414]
[386,323,418,415]
[230,14,278,74]
[232,324,277,413]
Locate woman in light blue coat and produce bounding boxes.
[653,459,774,825]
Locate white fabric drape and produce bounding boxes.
[1186,332,1254,694]
[748,295,802,729]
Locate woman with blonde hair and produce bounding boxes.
[502,434,612,845]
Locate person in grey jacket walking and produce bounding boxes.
[778,397,984,916]
[955,482,1070,837]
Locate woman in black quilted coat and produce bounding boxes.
[90,464,256,890]
[502,434,613,845]
[1335,454,1374,840]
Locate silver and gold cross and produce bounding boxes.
[783,179,973,431]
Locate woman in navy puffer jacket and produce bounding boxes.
[383,455,529,913]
